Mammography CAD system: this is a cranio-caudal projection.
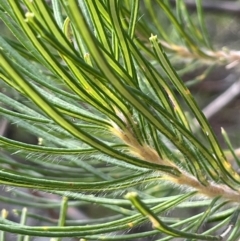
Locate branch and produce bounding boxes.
[160,41,240,66]
[203,80,240,119]
[111,111,240,203]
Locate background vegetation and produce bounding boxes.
[0,0,240,240]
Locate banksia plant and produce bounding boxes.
[0,0,240,240]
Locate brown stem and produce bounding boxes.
[166,172,240,203]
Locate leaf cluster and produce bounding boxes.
[0,0,239,240]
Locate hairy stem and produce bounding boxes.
[111,115,240,203]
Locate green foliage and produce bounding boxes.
[0,0,239,240]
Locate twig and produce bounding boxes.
[111,110,240,203]
[202,80,240,119]
[160,41,240,66]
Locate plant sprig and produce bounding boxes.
[0,0,239,240]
